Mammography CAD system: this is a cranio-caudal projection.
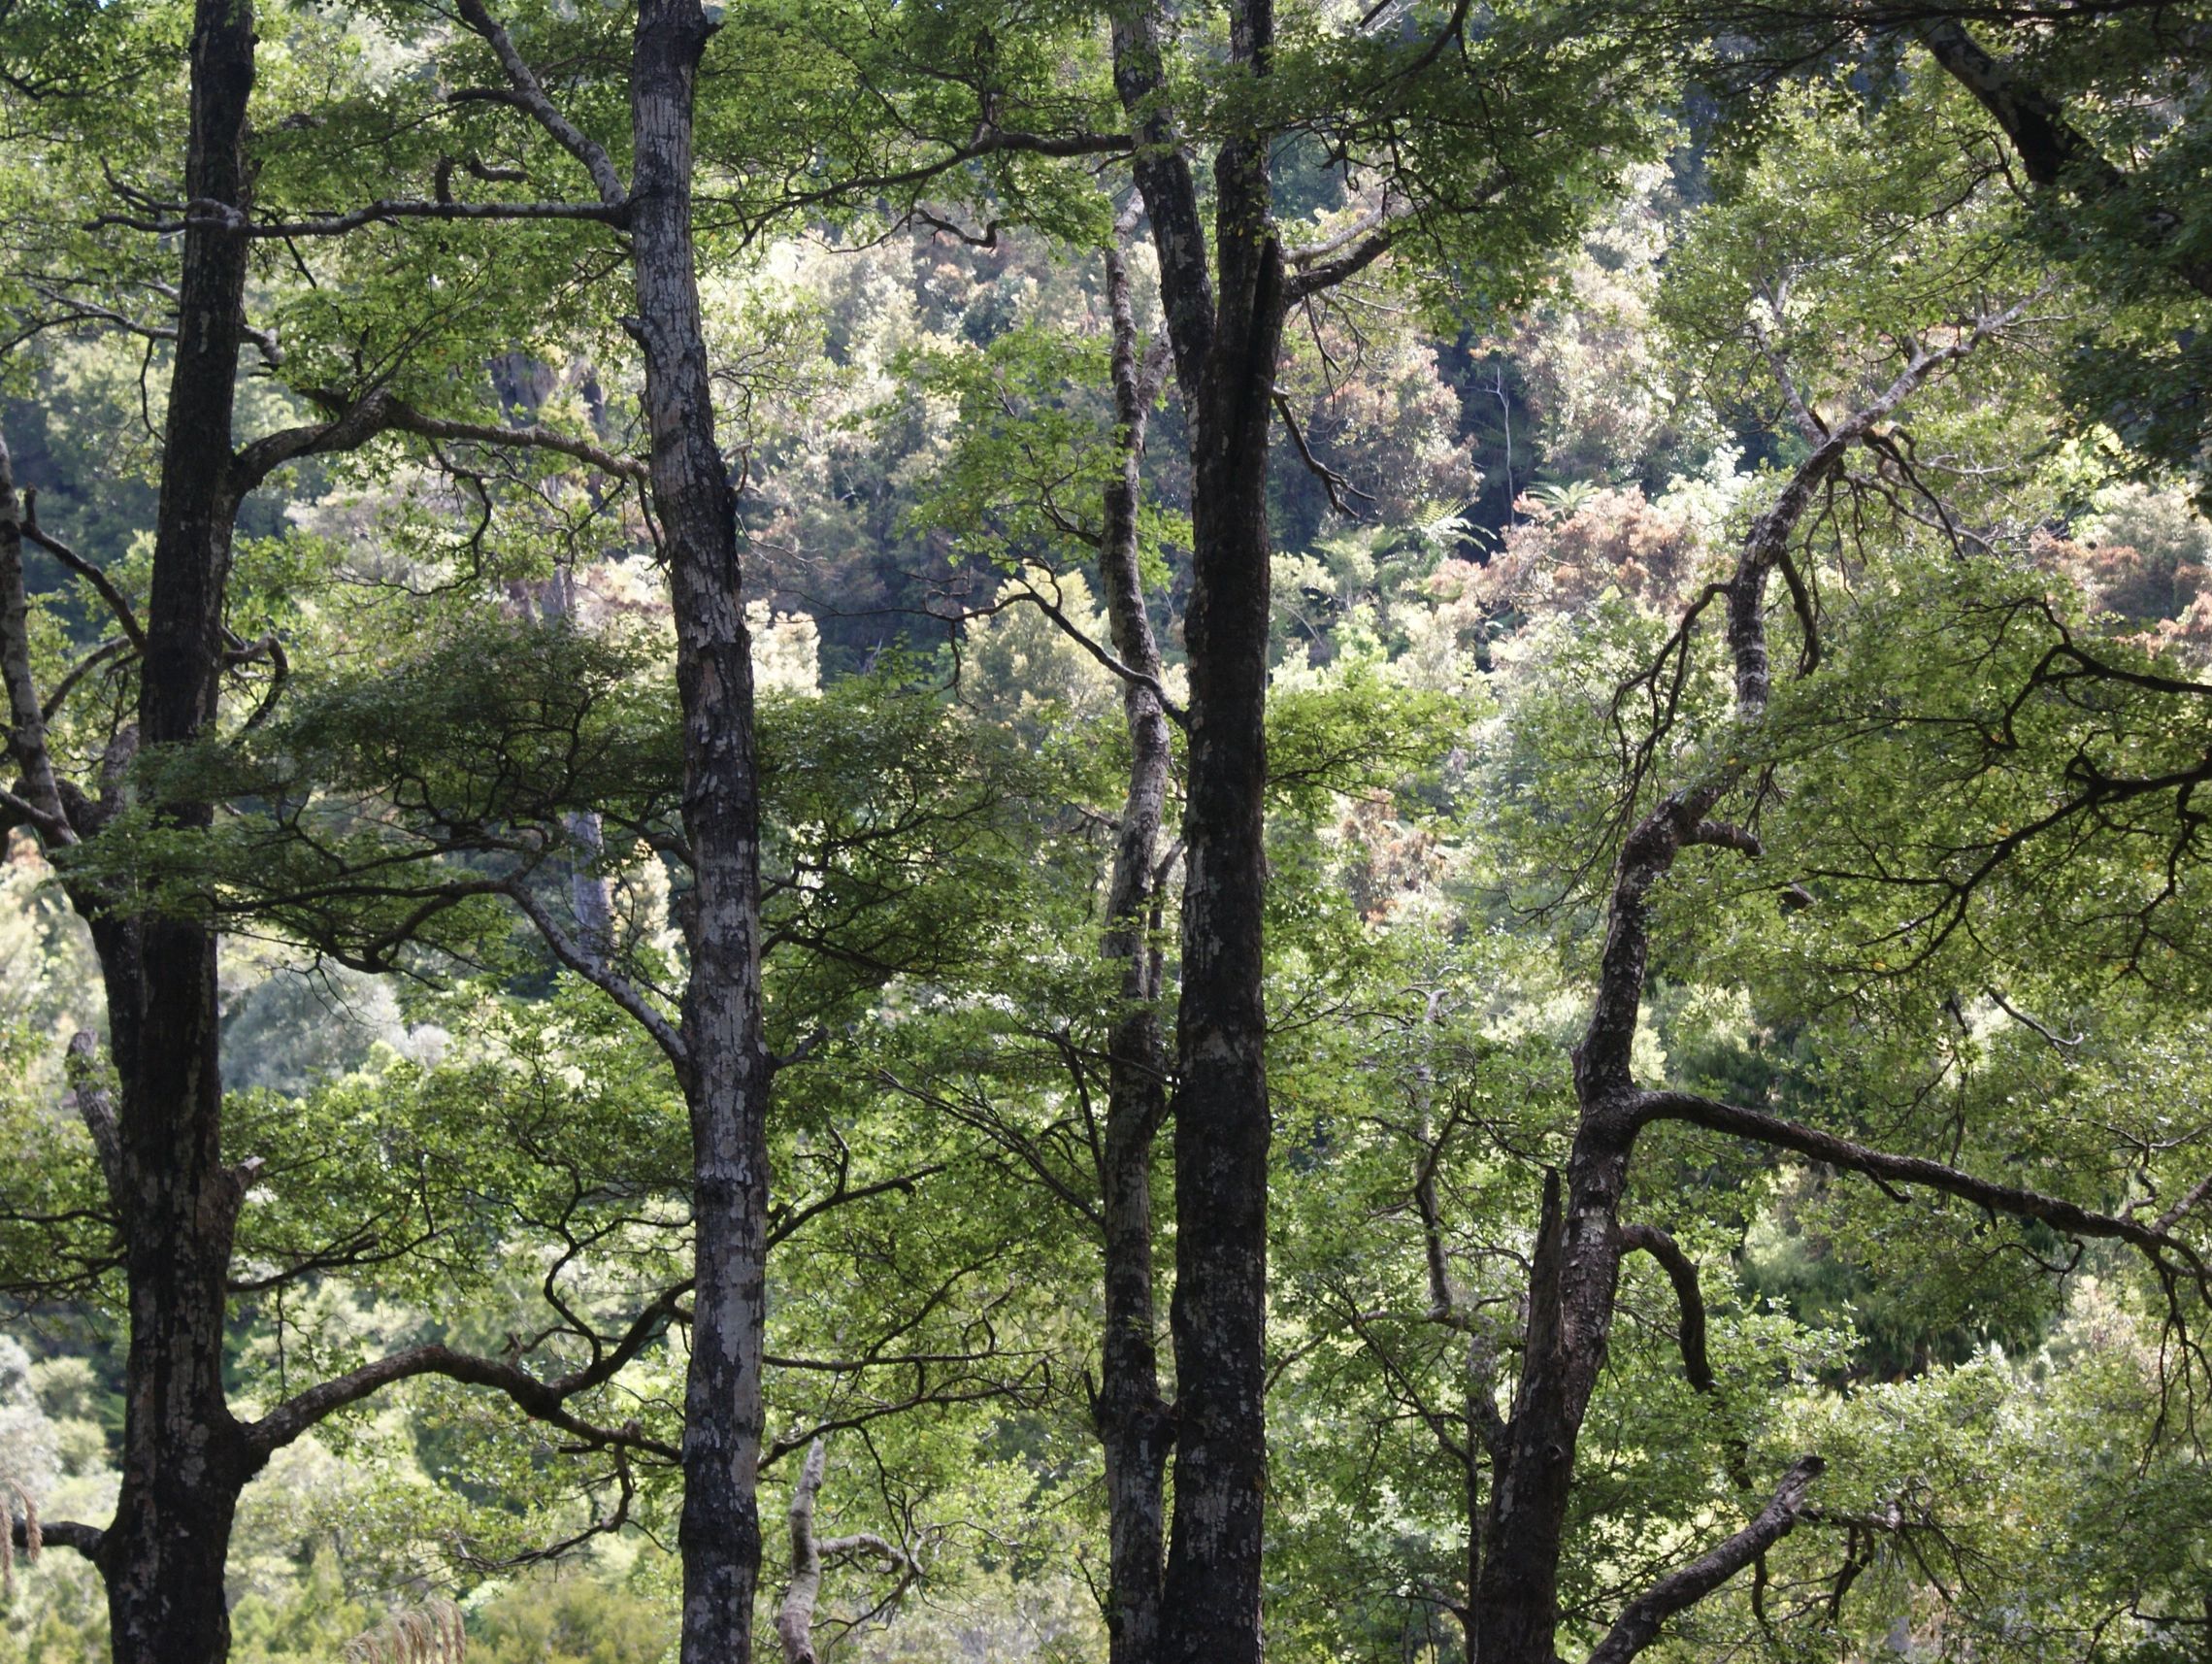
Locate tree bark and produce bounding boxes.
[629,8,773,1662]
[770,1435,916,1664]
[1109,5,1285,1656]
[774,1440,830,1664]
[91,5,267,1659]
[1468,316,2036,1664]
[1916,19,2212,302]
[1115,18,1283,1664]
[1091,227,1175,1664]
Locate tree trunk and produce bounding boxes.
[1466,345,1974,1664]
[1153,113,1284,1664]
[93,4,266,1658]
[1157,248,1283,1664]
[629,7,772,1662]
[774,1440,829,1664]
[1109,3,1284,1657]
[1092,230,1175,1664]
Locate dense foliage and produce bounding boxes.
[2,1,2209,1661]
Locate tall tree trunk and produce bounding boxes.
[94,4,265,1658]
[1091,229,1174,1664]
[629,7,772,1660]
[1109,2,1284,1656]
[1158,242,1282,1664]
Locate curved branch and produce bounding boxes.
[20,494,145,649]
[452,0,629,209]
[994,580,1188,727]
[234,197,627,237]
[504,880,691,1083]
[770,128,1130,216]
[1637,1089,2203,1273]
[232,389,651,497]
[0,438,76,846]
[1618,1222,1712,1393]
[248,1280,692,1458]
[776,1438,831,1664]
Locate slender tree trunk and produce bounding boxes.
[774,1441,829,1664]
[1153,93,1285,1664]
[93,5,266,1658]
[1158,253,1283,1664]
[629,7,772,1660]
[1109,3,1284,1656]
[1468,356,1965,1664]
[1092,231,1175,1664]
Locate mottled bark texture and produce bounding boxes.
[1091,226,1176,1664]
[628,9,774,1662]
[774,1441,832,1664]
[771,1437,917,1664]
[93,6,265,1659]
[5,8,776,1657]
[1109,1,1285,1657]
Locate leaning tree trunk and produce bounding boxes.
[1091,227,1175,1664]
[1469,500,1811,1664]
[629,6,773,1661]
[93,4,266,1659]
[1465,331,2007,1664]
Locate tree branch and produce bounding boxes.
[993,580,1188,726]
[1584,1455,1826,1664]
[0,437,76,846]
[504,880,691,1083]
[1618,1222,1713,1393]
[20,496,145,648]
[248,1280,691,1460]
[1637,1089,2205,1275]
[11,1513,103,1562]
[1915,20,2208,298]
[1273,391,1374,517]
[770,128,1130,216]
[92,198,628,238]
[452,0,629,209]
[231,388,651,497]
[1283,224,1401,301]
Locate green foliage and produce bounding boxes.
[5,4,2212,1658]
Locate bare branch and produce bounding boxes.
[93,198,627,238]
[64,1031,123,1204]
[452,0,629,209]
[992,580,1187,727]
[1585,1455,1826,1664]
[1637,1089,2205,1277]
[1618,1222,1713,1393]
[0,438,76,845]
[504,881,691,1083]
[231,388,651,496]
[11,1513,102,1562]
[19,495,146,649]
[1273,392,1374,518]
[248,1281,692,1459]
[769,128,1130,216]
